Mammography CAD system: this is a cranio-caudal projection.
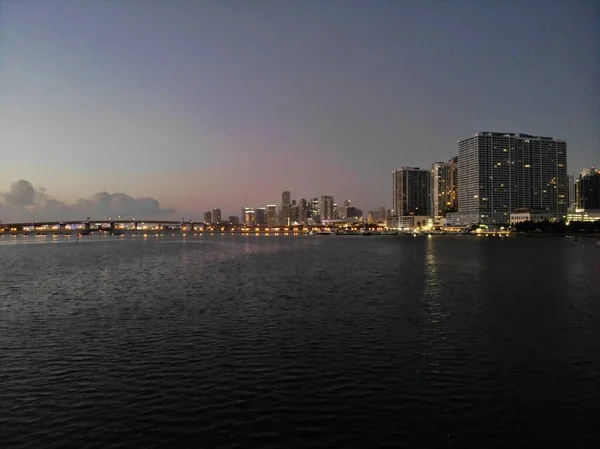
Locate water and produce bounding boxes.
[1,234,599,448]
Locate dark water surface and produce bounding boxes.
[1,234,599,448]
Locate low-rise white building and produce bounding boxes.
[509,210,557,225]
[386,215,432,230]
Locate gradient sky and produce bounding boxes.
[1,0,598,218]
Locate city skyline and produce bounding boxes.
[0,1,598,221]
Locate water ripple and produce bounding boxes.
[1,235,599,448]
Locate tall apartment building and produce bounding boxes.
[255,207,267,225]
[291,199,300,224]
[241,207,255,225]
[298,198,307,224]
[318,195,335,220]
[456,132,567,224]
[575,167,600,210]
[309,198,319,223]
[212,208,222,223]
[280,191,291,225]
[431,157,457,217]
[392,166,431,216]
[203,211,212,223]
[266,205,278,226]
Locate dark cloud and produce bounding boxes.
[0,180,175,223]
[2,180,36,206]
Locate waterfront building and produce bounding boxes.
[386,215,431,230]
[318,196,335,220]
[291,200,300,224]
[212,208,221,223]
[241,207,255,225]
[509,209,557,225]
[309,198,319,223]
[575,167,600,210]
[367,209,387,223]
[255,207,267,225]
[280,191,291,225]
[454,132,568,225]
[228,216,240,225]
[297,198,307,224]
[431,157,457,217]
[566,210,600,223]
[266,205,278,226]
[392,166,431,216]
[203,211,212,224]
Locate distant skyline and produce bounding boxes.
[1,0,598,220]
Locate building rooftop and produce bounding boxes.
[459,132,565,142]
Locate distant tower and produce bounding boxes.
[266,205,278,226]
[318,196,335,220]
[212,208,222,223]
[280,191,291,225]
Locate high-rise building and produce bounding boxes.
[280,191,291,225]
[255,207,266,225]
[392,166,431,216]
[241,207,255,225]
[203,211,212,223]
[212,208,222,223]
[575,167,600,210]
[456,132,568,224]
[266,205,278,226]
[431,157,458,217]
[291,200,300,224]
[568,175,576,211]
[318,196,335,220]
[298,198,307,224]
[309,198,319,223]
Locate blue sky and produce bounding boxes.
[1,0,598,218]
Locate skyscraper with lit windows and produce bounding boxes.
[456,132,567,224]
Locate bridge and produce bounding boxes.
[0,218,383,235]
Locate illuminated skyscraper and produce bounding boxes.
[431,157,457,217]
[266,205,278,226]
[212,208,222,223]
[318,195,335,220]
[280,191,291,225]
[255,207,266,225]
[392,167,431,216]
[457,132,567,224]
[241,207,255,225]
[575,167,600,210]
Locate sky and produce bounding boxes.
[1,0,599,221]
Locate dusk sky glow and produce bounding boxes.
[1,0,598,220]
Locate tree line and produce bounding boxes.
[513,220,600,234]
